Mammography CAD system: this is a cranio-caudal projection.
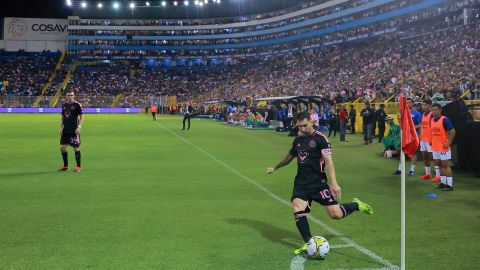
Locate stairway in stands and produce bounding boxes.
[50,61,77,108]
[33,51,66,107]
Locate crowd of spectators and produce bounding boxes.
[73,0,474,57]
[2,3,480,110]
[0,52,59,97]
[197,22,480,104]
[74,0,380,38]
[52,18,480,109]
[74,0,373,28]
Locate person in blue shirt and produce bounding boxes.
[226,104,235,123]
[394,98,422,176]
[279,106,288,132]
[318,106,328,128]
[411,102,422,135]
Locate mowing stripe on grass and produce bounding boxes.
[157,122,398,270]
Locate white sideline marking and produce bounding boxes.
[157,123,399,270]
[283,239,352,250]
[331,244,355,249]
[289,244,355,270]
[291,255,391,270]
[290,255,307,270]
[331,268,393,270]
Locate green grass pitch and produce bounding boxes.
[1,114,479,269]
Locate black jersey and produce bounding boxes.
[61,101,83,134]
[289,131,332,188]
[360,107,375,124]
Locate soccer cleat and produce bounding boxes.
[419,174,431,180]
[293,243,308,255]
[58,166,69,172]
[431,176,441,182]
[408,170,415,176]
[393,169,401,175]
[353,198,374,214]
[442,185,453,191]
[435,183,446,189]
[73,167,81,172]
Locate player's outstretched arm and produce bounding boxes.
[324,154,341,200]
[267,152,294,174]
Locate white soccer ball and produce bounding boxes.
[307,236,330,259]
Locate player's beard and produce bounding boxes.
[301,128,314,136]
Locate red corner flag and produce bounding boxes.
[400,96,419,157]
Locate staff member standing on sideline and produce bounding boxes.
[151,104,158,121]
[376,104,387,143]
[360,102,375,145]
[182,102,194,130]
[348,104,356,134]
[338,104,348,142]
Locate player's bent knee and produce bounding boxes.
[326,206,343,220]
[292,204,306,213]
[291,199,308,213]
[328,211,343,220]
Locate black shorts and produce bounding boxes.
[291,185,338,206]
[60,133,81,147]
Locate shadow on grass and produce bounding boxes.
[226,218,382,267]
[225,218,336,249]
[226,218,298,248]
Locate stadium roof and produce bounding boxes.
[71,0,308,20]
[1,0,72,19]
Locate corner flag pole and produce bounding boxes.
[399,95,415,270]
[400,130,406,270]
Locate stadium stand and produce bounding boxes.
[1,0,479,108]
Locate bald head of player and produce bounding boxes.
[295,111,315,136]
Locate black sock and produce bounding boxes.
[294,212,312,243]
[61,152,68,167]
[340,203,359,218]
[75,151,81,167]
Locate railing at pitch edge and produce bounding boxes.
[0,108,142,113]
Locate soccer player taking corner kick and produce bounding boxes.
[266,111,374,255]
